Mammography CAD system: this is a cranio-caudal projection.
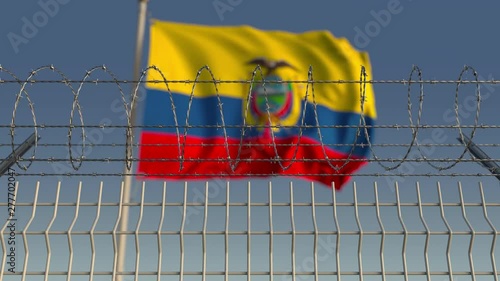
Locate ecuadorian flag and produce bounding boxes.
[138,20,376,189]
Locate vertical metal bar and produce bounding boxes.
[179,182,188,281]
[374,182,386,281]
[0,181,18,281]
[269,182,274,281]
[332,182,341,281]
[157,182,167,281]
[134,182,146,281]
[202,182,209,281]
[113,182,126,281]
[458,182,476,281]
[118,179,131,281]
[311,183,319,281]
[22,181,39,281]
[437,182,454,281]
[225,182,230,281]
[353,182,363,281]
[44,182,60,281]
[290,182,296,281]
[247,182,252,281]
[67,181,82,281]
[395,182,408,281]
[416,182,431,281]
[479,182,498,281]
[118,1,149,280]
[90,182,104,281]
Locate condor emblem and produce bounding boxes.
[245,57,298,137]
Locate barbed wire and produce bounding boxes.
[2,125,500,128]
[8,158,500,163]
[2,79,500,84]
[2,142,500,147]
[8,173,500,177]
[1,65,498,176]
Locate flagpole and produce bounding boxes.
[117,0,148,280]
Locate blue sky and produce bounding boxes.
[1,0,500,280]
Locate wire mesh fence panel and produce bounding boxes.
[0,180,499,280]
[1,66,500,280]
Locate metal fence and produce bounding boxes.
[1,65,499,280]
[0,180,499,280]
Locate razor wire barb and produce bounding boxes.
[1,64,498,176]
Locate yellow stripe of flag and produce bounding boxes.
[147,20,376,119]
